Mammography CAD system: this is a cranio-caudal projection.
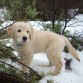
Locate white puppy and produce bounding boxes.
[7,22,80,75]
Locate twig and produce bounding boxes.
[0,72,29,83]
[0,21,16,30]
[11,57,42,79]
[62,9,79,34]
[0,60,29,77]
[62,9,68,34]
[66,35,83,46]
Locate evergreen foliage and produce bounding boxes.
[0,0,38,21]
[42,21,70,35]
[0,61,41,83]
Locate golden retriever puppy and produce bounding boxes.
[7,22,80,75]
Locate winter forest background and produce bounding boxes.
[0,0,83,83]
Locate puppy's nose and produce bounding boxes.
[22,36,27,41]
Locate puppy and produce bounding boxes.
[7,22,80,75]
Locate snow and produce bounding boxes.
[65,14,83,34]
[4,51,83,83]
[30,51,83,83]
[39,72,83,83]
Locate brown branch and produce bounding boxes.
[66,35,83,46]
[0,56,41,79]
[62,9,68,34]
[0,60,30,77]
[62,9,79,34]
[0,60,22,73]
[0,21,16,38]
[0,72,29,83]
[0,21,16,30]
[10,57,42,79]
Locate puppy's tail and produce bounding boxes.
[62,36,80,61]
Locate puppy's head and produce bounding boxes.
[7,22,33,45]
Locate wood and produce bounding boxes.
[0,72,29,83]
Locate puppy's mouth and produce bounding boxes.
[17,41,27,47]
[17,38,28,47]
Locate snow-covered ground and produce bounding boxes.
[5,51,83,83]
[31,51,83,83]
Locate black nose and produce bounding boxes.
[22,36,27,41]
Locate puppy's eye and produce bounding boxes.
[18,29,21,32]
[27,30,29,33]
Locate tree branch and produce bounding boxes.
[10,57,41,79]
[62,9,68,34]
[62,9,79,34]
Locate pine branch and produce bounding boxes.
[66,35,83,46]
[0,72,29,83]
[0,59,42,83]
[10,56,42,79]
[0,21,16,38]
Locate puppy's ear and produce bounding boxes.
[29,27,33,40]
[7,26,14,38]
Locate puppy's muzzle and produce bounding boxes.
[22,36,27,41]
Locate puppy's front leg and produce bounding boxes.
[20,53,33,72]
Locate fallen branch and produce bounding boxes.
[0,72,29,83]
[0,59,42,83]
[0,21,16,38]
[10,56,42,79]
